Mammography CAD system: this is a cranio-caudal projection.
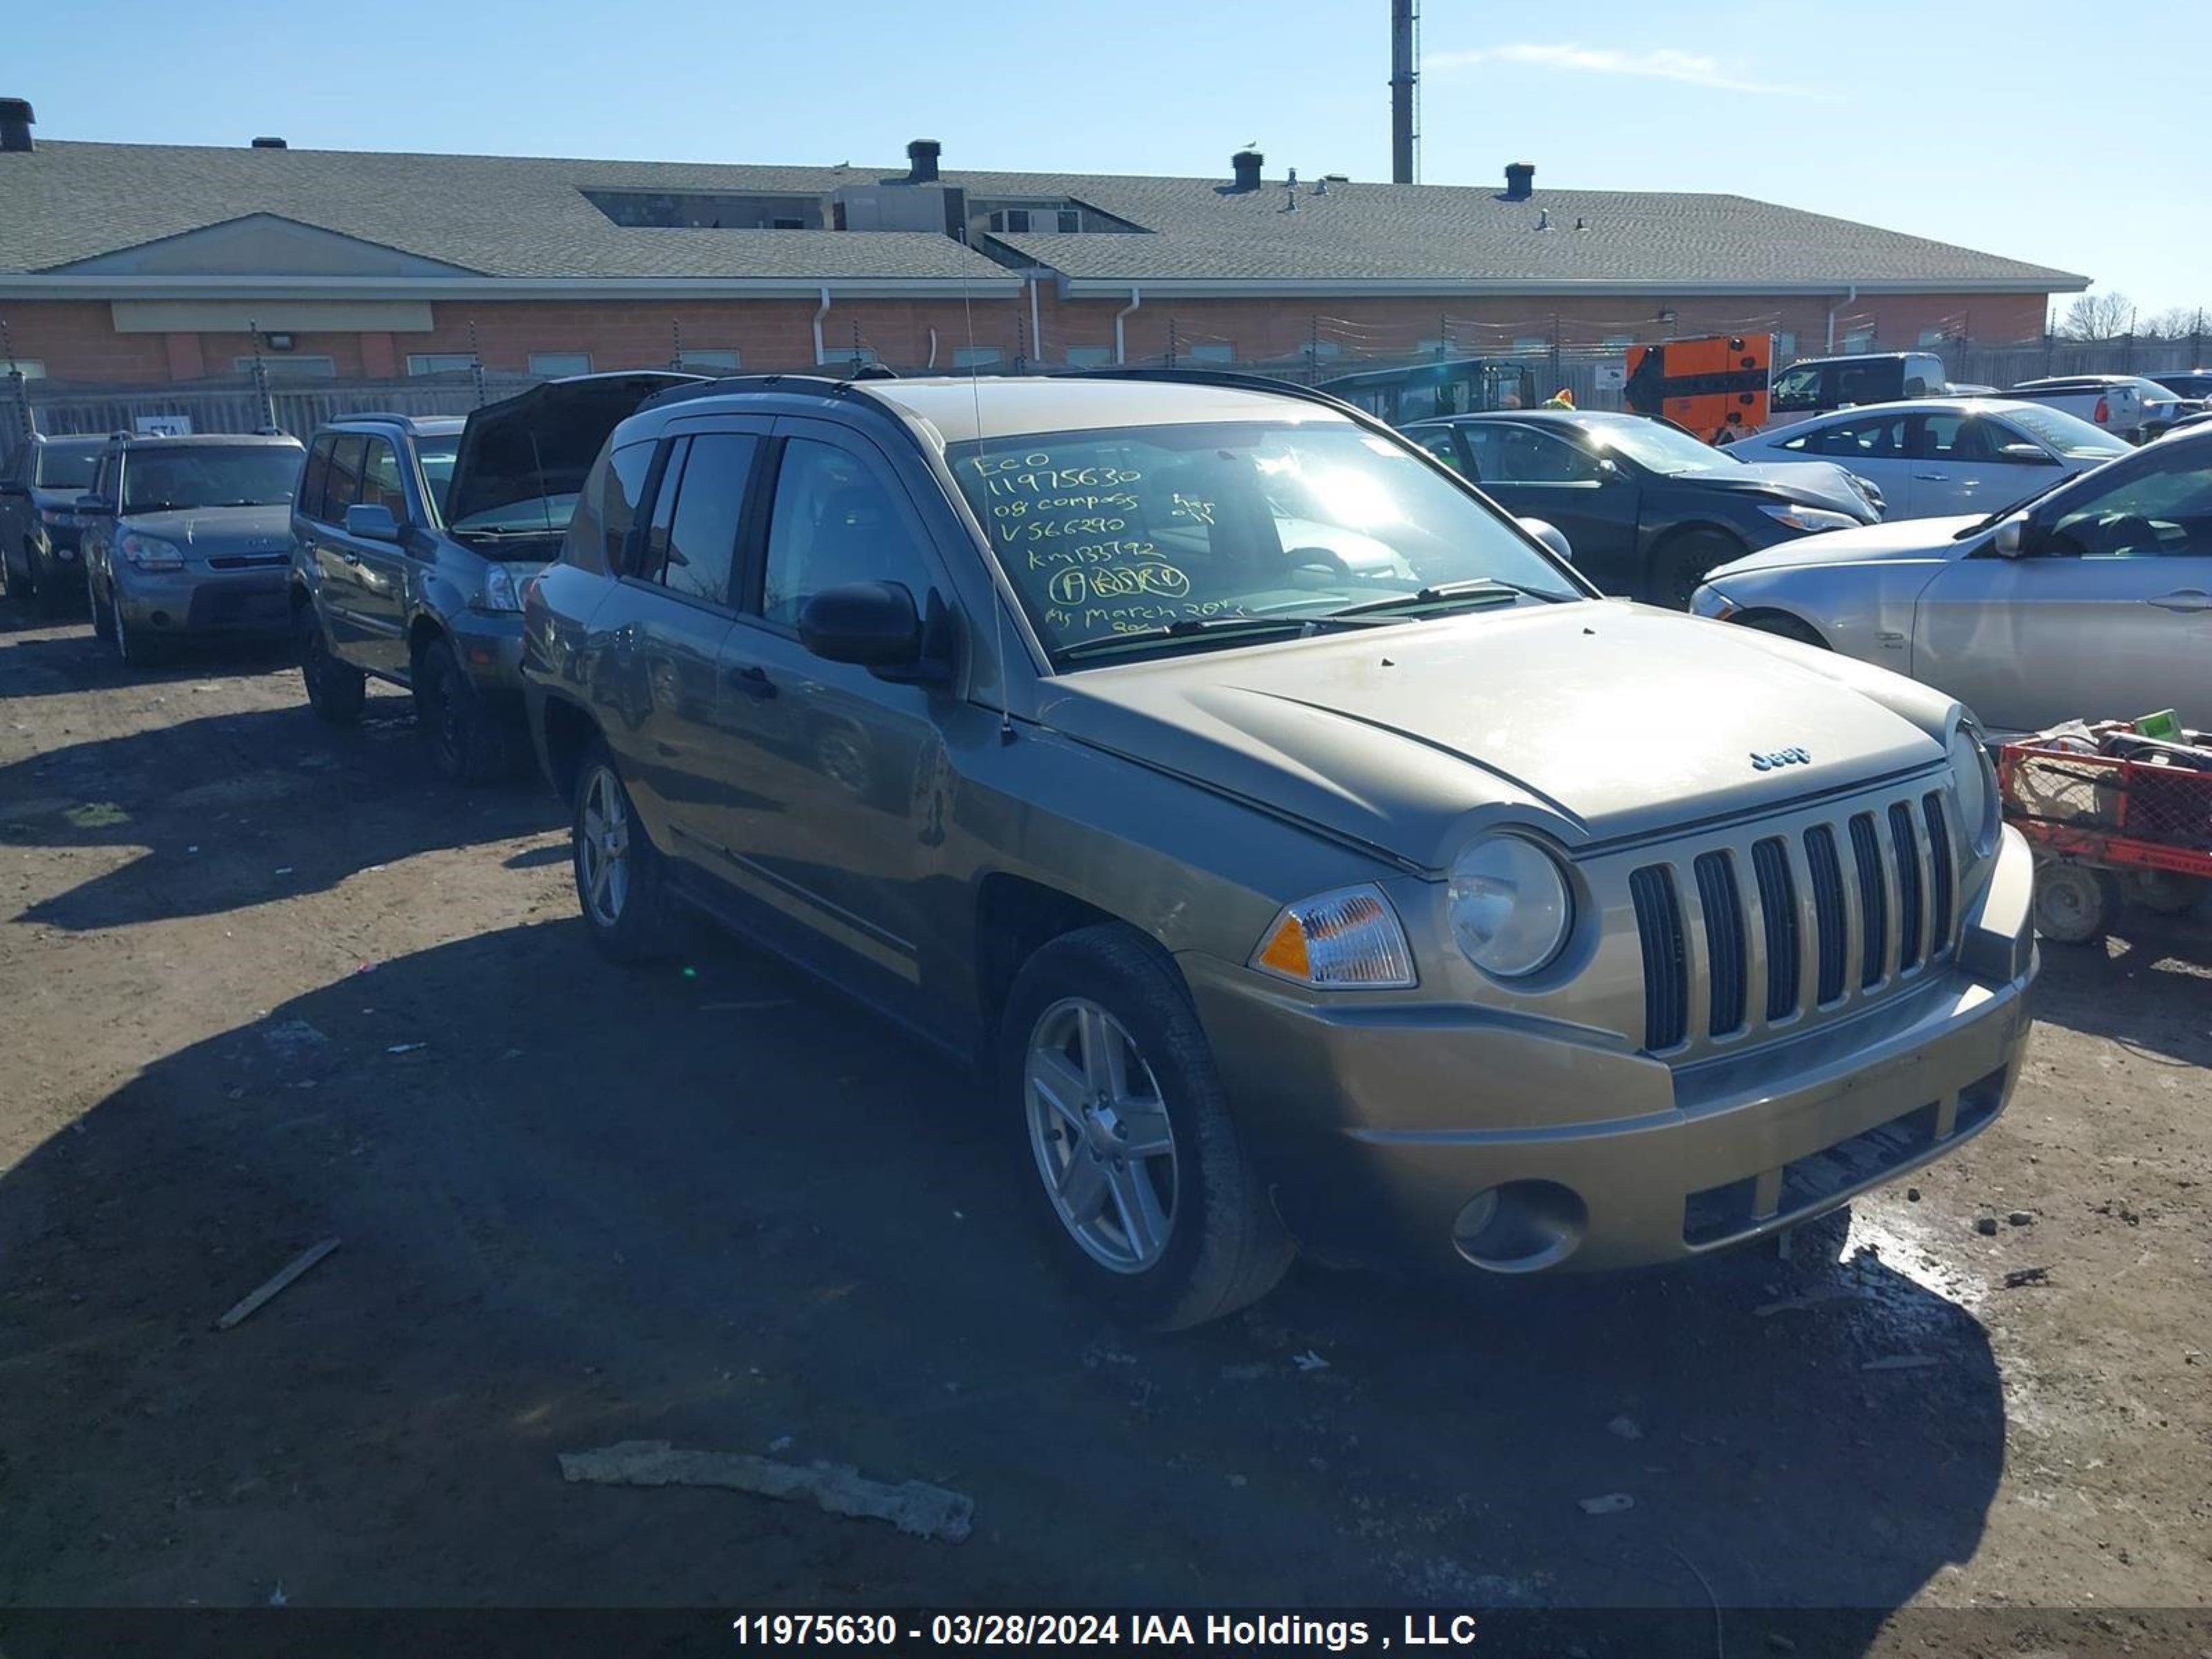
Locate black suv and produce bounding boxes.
[0,433,109,608]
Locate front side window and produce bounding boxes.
[2046,447,2212,559]
[762,439,933,627]
[359,438,409,521]
[1911,414,1987,461]
[299,437,335,520]
[119,445,301,512]
[1408,427,1463,472]
[324,435,366,522]
[1797,413,1905,460]
[1770,364,1824,411]
[946,420,1582,659]
[657,432,758,606]
[1459,424,1603,485]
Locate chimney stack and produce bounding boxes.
[1503,162,1535,200]
[1389,0,1417,183]
[0,98,34,153]
[906,138,941,184]
[1230,148,1264,191]
[251,135,288,149]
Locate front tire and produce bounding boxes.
[88,568,114,641]
[297,602,367,724]
[106,580,169,667]
[1002,925,1293,1331]
[415,637,512,784]
[571,741,679,962]
[1648,529,1743,610]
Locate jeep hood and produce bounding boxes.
[1706,515,1981,581]
[443,371,704,529]
[1035,601,1948,869]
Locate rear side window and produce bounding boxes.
[760,438,935,627]
[299,436,335,521]
[658,433,757,607]
[324,435,366,523]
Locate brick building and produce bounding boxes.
[0,99,2086,392]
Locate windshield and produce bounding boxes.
[1580,417,1729,475]
[947,420,1583,662]
[121,446,300,512]
[449,492,580,544]
[33,443,103,491]
[416,435,460,521]
[1998,404,2131,460]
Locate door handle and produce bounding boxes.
[2146,589,2212,613]
[1911,472,1949,482]
[727,664,778,700]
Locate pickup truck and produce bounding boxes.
[2002,375,2169,442]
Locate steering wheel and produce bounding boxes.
[2097,514,2160,556]
[1283,545,1353,579]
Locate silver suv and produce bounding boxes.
[522,371,2038,1329]
[289,373,696,780]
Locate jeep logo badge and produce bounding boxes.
[1751,747,1812,771]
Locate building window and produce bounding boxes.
[1915,327,1953,348]
[953,346,1003,369]
[1841,327,1875,354]
[1601,334,1636,349]
[1065,346,1112,368]
[1774,332,1799,362]
[1303,340,1343,362]
[1188,343,1235,364]
[1416,337,1452,357]
[1512,336,1550,355]
[817,345,881,368]
[1057,208,1081,234]
[988,209,1033,234]
[3,359,46,380]
[406,353,476,376]
[677,348,741,371]
[529,352,594,378]
[234,354,335,379]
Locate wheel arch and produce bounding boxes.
[1728,606,1832,648]
[538,692,600,805]
[975,874,1166,1035]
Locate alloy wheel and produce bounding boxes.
[577,767,631,928]
[1024,997,1179,1273]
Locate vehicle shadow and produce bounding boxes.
[0,919,2003,1642]
[1,702,560,931]
[0,617,297,697]
[2029,910,2212,1065]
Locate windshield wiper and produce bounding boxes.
[1056,612,1388,663]
[1322,576,1548,619]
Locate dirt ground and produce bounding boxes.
[1,608,2208,1657]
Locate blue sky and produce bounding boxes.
[14,0,2206,321]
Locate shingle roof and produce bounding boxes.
[0,140,2086,294]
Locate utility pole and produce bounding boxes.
[1389,0,1419,185]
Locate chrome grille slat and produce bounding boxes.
[1628,776,1958,1055]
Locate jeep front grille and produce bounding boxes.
[1628,787,1960,1056]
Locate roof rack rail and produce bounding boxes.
[636,371,899,414]
[1060,365,1368,420]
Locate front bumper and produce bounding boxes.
[1184,827,2038,1275]
[448,608,529,695]
[113,562,290,636]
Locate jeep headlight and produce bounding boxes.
[1949,718,2000,859]
[475,563,521,612]
[118,532,185,572]
[1449,836,1573,979]
[1250,884,1417,989]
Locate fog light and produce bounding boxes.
[1450,1180,1586,1273]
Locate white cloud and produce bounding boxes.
[1428,42,1795,95]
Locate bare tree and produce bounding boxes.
[2139,306,2209,341]
[2058,291,2136,340]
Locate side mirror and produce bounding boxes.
[1991,518,2027,558]
[1997,443,2058,466]
[798,581,926,673]
[344,502,401,542]
[1519,516,1573,563]
[75,494,113,516]
[1597,458,1624,482]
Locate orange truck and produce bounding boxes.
[1622,332,1772,444]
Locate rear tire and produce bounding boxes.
[297,603,366,725]
[1648,529,1743,610]
[2123,869,2208,917]
[1001,924,1293,1331]
[2033,862,2119,945]
[570,740,679,963]
[415,637,513,784]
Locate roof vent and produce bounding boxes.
[906,138,941,184]
[251,135,288,149]
[1230,148,1264,191]
[0,98,33,153]
[1504,161,1535,200]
